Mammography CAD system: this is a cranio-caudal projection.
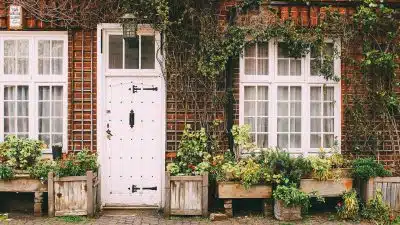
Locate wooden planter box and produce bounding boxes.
[164,172,208,217]
[362,177,400,212]
[0,173,48,216]
[274,200,302,221]
[217,182,272,217]
[300,178,353,197]
[48,171,99,217]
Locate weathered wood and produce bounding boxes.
[0,177,48,192]
[300,178,353,197]
[164,173,208,217]
[54,176,87,182]
[365,177,400,212]
[86,171,94,217]
[48,172,55,217]
[217,182,272,199]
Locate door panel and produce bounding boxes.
[104,76,162,206]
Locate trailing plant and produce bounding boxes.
[273,185,311,211]
[28,159,56,182]
[0,136,45,170]
[0,164,14,180]
[55,150,98,177]
[361,189,391,224]
[336,189,360,221]
[351,158,392,181]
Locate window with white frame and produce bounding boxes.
[0,32,68,152]
[240,40,340,154]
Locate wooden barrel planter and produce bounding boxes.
[164,172,208,217]
[48,171,99,217]
[0,173,47,216]
[274,200,302,221]
[217,182,272,217]
[363,177,400,212]
[300,178,353,197]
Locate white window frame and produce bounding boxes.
[0,32,68,153]
[239,38,341,155]
[104,24,161,77]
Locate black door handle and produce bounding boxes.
[129,110,135,128]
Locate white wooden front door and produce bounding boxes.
[104,76,163,206]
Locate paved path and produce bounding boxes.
[0,212,371,225]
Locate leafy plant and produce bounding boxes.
[308,156,332,181]
[336,189,359,220]
[55,150,98,177]
[361,189,391,224]
[0,136,45,170]
[28,159,56,181]
[0,164,14,180]
[273,185,311,211]
[351,158,392,181]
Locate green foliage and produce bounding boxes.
[0,136,45,170]
[361,190,391,224]
[55,150,98,177]
[0,164,14,180]
[28,159,56,181]
[351,158,392,180]
[336,190,360,220]
[57,216,87,223]
[308,156,332,181]
[273,185,310,210]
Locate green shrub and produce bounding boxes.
[351,158,392,180]
[0,164,14,180]
[273,185,310,211]
[336,189,359,220]
[0,136,45,170]
[361,189,391,224]
[55,150,98,177]
[28,159,56,181]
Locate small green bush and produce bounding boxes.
[28,159,56,181]
[273,185,310,211]
[336,189,359,220]
[0,164,14,180]
[361,189,391,224]
[351,158,392,180]
[55,150,98,177]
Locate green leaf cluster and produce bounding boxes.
[55,150,98,177]
[28,159,56,181]
[351,158,392,181]
[336,189,360,220]
[0,164,14,180]
[361,190,391,224]
[273,184,311,210]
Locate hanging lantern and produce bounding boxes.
[121,13,138,40]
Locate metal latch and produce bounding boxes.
[142,186,157,191]
[131,85,158,93]
[131,185,141,193]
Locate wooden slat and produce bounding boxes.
[170,176,203,181]
[218,182,272,199]
[202,172,209,217]
[0,178,48,192]
[86,171,94,217]
[48,172,55,217]
[164,172,171,217]
[374,177,400,183]
[54,176,87,182]
[300,179,353,197]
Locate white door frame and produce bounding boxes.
[96,23,166,208]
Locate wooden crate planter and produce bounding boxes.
[164,172,208,217]
[217,182,272,217]
[274,200,302,221]
[0,173,48,216]
[300,178,353,197]
[48,171,99,217]
[364,177,400,212]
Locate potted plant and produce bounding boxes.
[273,185,310,221]
[51,143,63,160]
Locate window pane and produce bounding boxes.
[290,59,301,76]
[52,86,63,100]
[278,103,288,116]
[278,87,288,100]
[17,86,29,100]
[257,102,268,116]
[52,40,64,57]
[4,40,15,56]
[257,86,268,100]
[38,40,51,57]
[257,42,268,57]
[4,118,15,133]
[323,103,334,116]
[39,102,50,116]
[52,102,63,117]
[245,58,256,75]
[290,118,301,132]
[39,134,50,146]
[278,59,289,75]
[278,43,288,57]
[17,118,29,132]
[244,86,256,100]
[39,58,50,75]
[290,87,301,100]
[245,43,256,57]
[323,134,334,148]
[244,117,256,132]
[257,59,268,75]
[125,37,139,69]
[244,102,256,116]
[257,134,268,148]
[290,134,301,148]
[310,103,321,116]
[324,87,334,101]
[39,118,50,132]
[141,36,155,69]
[109,35,123,69]
[52,58,63,75]
[4,102,15,116]
[17,102,28,116]
[17,40,29,57]
[52,134,63,146]
[323,119,334,132]
[324,43,334,56]
[257,118,268,132]
[310,87,321,100]
[4,58,15,74]
[4,86,15,100]
[39,86,50,100]
[290,103,301,116]
[311,46,319,58]
[311,59,319,76]
[278,134,288,148]
[311,134,321,148]
[277,118,288,132]
[52,118,63,132]
[17,58,28,75]
[311,118,321,132]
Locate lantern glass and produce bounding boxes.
[123,21,137,40]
